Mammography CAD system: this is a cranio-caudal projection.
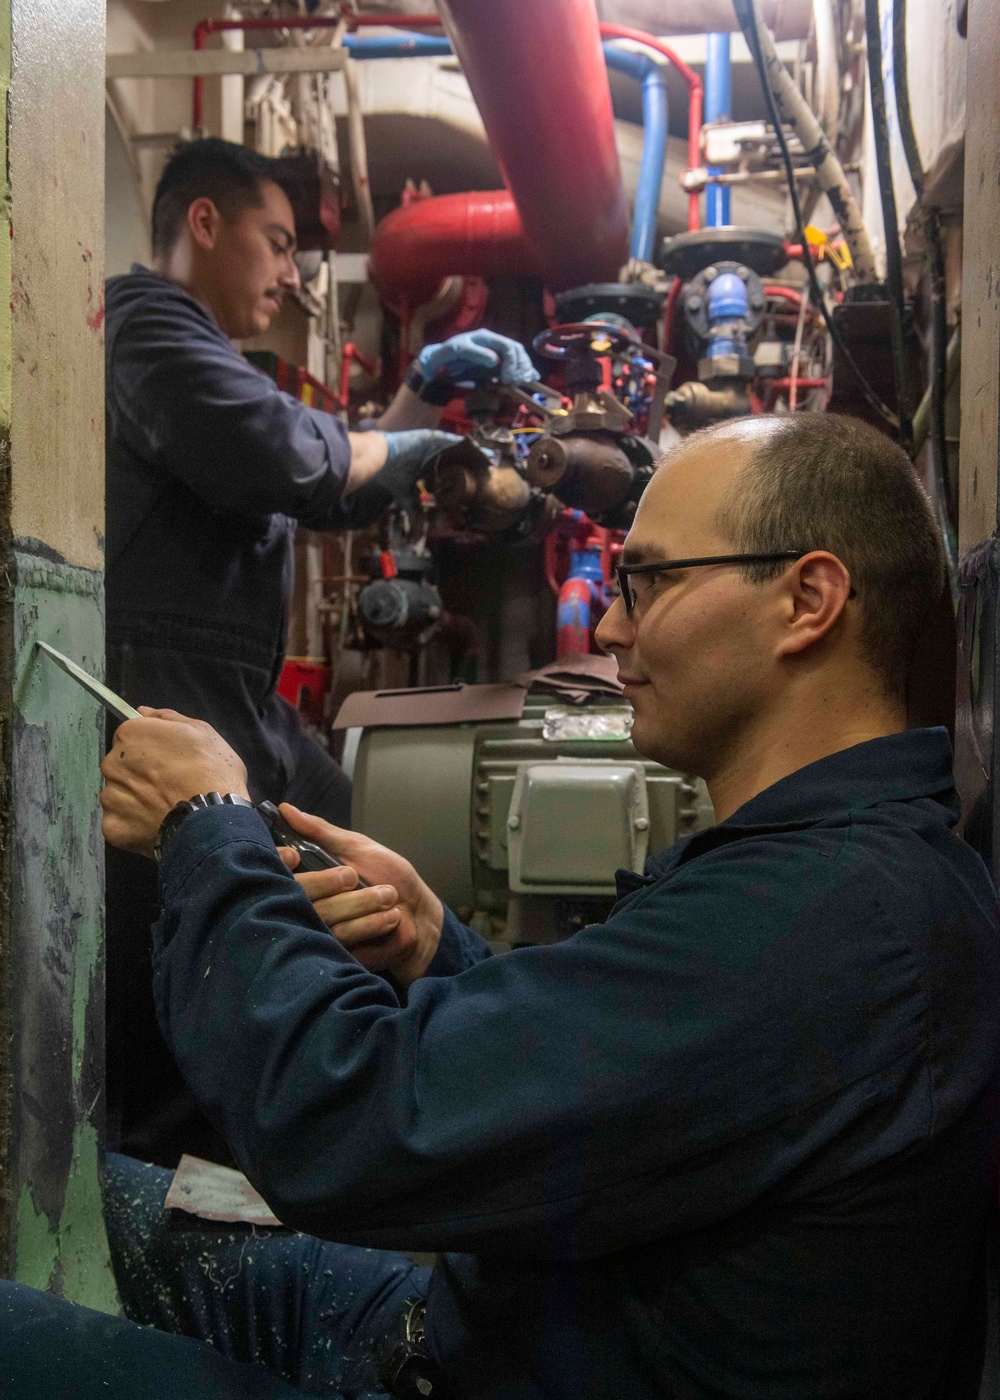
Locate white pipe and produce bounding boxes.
[343,56,376,250]
[811,0,840,138]
[736,0,877,283]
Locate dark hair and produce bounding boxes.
[152,138,289,256]
[708,412,944,698]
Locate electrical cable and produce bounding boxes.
[733,0,900,429]
[862,0,913,452]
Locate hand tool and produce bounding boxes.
[35,641,367,883]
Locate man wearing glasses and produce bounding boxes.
[6,412,998,1400]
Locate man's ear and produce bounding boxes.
[186,197,221,253]
[776,551,853,658]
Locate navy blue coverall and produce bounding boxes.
[1,729,994,1400]
[104,265,371,1164]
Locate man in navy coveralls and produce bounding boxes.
[3,413,997,1399]
[104,138,537,1166]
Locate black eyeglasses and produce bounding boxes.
[615,551,810,615]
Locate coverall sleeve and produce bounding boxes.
[110,295,357,528]
[152,805,929,1261]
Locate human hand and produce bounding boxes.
[101,708,249,858]
[277,803,443,988]
[418,331,539,389]
[378,429,463,501]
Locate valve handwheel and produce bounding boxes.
[532,322,637,362]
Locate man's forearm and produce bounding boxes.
[345,430,389,493]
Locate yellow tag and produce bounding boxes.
[591,337,612,353]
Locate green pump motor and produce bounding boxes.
[336,683,714,946]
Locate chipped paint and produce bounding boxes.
[8,547,118,1312]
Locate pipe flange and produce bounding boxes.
[657,227,787,280]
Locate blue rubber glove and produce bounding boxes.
[418,330,540,389]
[377,429,463,500]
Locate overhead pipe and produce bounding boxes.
[598,23,703,234]
[434,0,630,289]
[368,190,541,309]
[370,41,671,304]
[704,33,732,227]
[601,46,669,263]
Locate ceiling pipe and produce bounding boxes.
[368,191,541,309]
[434,0,630,289]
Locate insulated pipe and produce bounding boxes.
[602,46,669,263]
[732,0,877,282]
[435,0,630,288]
[368,191,541,308]
[704,33,732,227]
[370,42,672,302]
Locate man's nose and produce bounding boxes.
[281,256,301,292]
[594,593,633,652]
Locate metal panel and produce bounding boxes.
[507,761,650,895]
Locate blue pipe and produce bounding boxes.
[342,34,454,58]
[342,34,670,269]
[704,32,731,227]
[601,45,669,263]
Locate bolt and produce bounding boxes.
[634,816,649,830]
[508,814,521,830]
[703,265,718,282]
[686,294,703,312]
[738,266,751,282]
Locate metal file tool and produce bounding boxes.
[35,640,367,882]
[35,640,141,722]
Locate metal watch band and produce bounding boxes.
[153,792,254,863]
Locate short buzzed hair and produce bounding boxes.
[708,413,944,698]
[152,138,289,256]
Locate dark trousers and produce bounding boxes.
[105,685,353,1169]
[0,1154,430,1400]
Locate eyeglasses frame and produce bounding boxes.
[614,551,820,615]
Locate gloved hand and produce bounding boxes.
[407,330,539,404]
[377,429,463,501]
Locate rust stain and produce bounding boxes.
[85,305,104,334]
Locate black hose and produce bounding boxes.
[891,0,924,198]
[863,0,912,453]
[732,0,899,430]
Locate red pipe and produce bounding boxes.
[369,191,540,308]
[338,341,380,404]
[435,0,629,288]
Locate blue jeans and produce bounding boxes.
[0,1154,431,1400]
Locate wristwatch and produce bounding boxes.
[404,362,456,406]
[153,792,254,863]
